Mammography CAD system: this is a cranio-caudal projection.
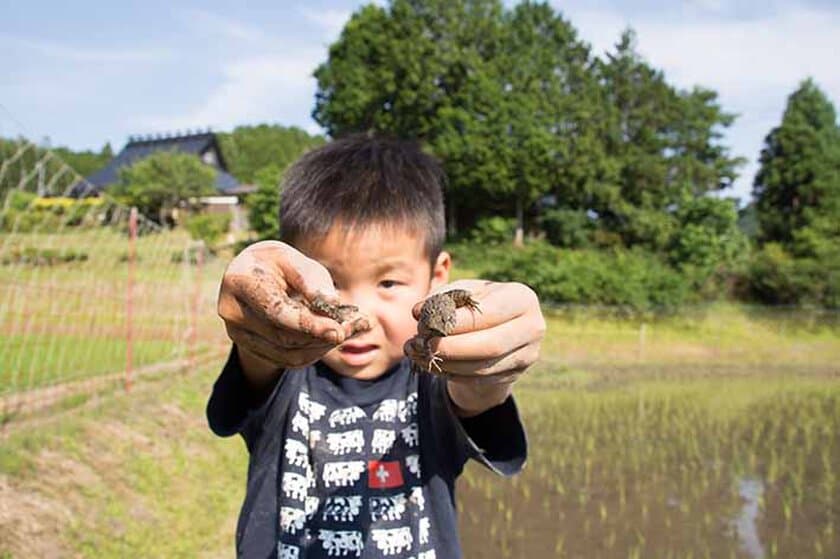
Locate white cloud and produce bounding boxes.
[561,2,840,203]
[132,50,323,133]
[179,8,273,45]
[0,32,174,64]
[299,7,353,40]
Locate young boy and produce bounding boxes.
[207,134,545,558]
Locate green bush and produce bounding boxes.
[1,247,89,266]
[540,208,594,249]
[184,213,232,245]
[469,216,516,245]
[0,209,62,233]
[6,190,36,211]
[245,163,283,240]
[480,241,690,313]
[0,195,105,232]
[743,243,840,308]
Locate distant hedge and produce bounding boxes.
[449,241,691,314]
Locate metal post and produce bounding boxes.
[125,207,137,391]
[189,241,204,372]
[638,322,646,363]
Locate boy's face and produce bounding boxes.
[297,223,450,380]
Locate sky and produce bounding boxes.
[1,0,838,206]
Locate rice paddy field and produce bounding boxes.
[459,306,840,558]
[1,229,839,557]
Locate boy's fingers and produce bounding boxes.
[445,370,525,386]
[277,250,340,304]
[229,276,345,344]
[406,341,537,379]
[407,315,536,362]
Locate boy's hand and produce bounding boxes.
[218,241,369,388]
[405,279,545,415]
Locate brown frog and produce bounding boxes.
[309,295,359,324]
[415,289,481,375]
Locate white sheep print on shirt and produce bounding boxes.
[277,373,436,558]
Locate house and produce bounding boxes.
[72,130,254,233]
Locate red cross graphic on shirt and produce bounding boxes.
[368,460,404,489]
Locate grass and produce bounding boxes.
[0,228,228,394]
[0,361,246,559]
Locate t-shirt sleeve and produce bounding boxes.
[205,345,282,451]
[429,376,527,476]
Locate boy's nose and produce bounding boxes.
[340,290,379,328]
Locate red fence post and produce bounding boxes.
[189,241,204,373]
[125,207,137,392]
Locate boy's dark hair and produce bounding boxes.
[279,133,446,262]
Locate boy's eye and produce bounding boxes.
[379,279,399,289]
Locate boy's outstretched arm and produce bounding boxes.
[406,279,545,417]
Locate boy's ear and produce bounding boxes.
[430,251,451,290]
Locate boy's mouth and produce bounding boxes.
[339,343,378,354]
[338,343,378,366]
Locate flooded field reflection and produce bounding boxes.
[456,308,840,558]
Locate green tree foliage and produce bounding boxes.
[112,152,216,224]
[753,78,840,256]
[217,124,323,184]
[314,3,742,253]
[53,142,113,177]
[184,212,232,246]
[313,0,514,234]
[594,30,743,251]
[746,79,840,308]
[246,163,284,239]
[1,137,102,198]
[495,2,597,244]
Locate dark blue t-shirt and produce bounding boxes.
[207,347,527,558]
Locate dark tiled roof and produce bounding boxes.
[73,132,243,196]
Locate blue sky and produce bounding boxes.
[1,1,838,205]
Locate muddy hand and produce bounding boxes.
[218,241,370,374]
[405,279,544,385]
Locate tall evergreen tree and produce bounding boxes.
[753,78,840,255]
[596,29,742,250]
[495,2,596,244]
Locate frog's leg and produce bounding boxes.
[450,290,481,314]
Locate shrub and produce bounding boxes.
[1,247,89,266]
[184,213,232,246]
[480,241,691,314]
[540,208,594,249]
[245,163,283,240]
[7,190,37,211]
[743,243,840,308]
[469,217,516,245]
[0,196,106,232]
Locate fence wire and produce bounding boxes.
[0,137,228,428]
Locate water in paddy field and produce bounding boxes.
[734,477,765,559]
[456,360,840,558]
